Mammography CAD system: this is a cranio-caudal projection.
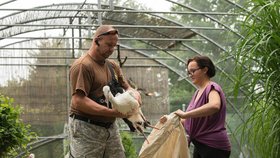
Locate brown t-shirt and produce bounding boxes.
[69,53,129,122]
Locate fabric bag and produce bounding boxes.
[139,113,190,158]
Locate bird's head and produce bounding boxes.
[103,85,111,98]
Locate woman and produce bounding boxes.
[175,56,231,158]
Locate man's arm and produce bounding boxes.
[72,90,127,118]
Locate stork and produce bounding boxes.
[103,85,159,143]
[103,85,139,114]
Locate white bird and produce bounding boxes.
[103,85,139,115]
[103,85,159,143]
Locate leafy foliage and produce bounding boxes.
[121,131,138,158]
[231,0,280,157]
[0,94,36,157]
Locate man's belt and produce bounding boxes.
[70,113,113,129]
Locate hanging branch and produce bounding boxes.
[117,45,127,67]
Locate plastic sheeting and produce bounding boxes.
[139,113,190,158]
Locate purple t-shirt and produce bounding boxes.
[184,82,231,151]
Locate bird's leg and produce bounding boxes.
[137,126,150,144]
[145,124,160,130]
[142,132,150,144]
[140,113,160,130]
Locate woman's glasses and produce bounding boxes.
[186,68,201,76]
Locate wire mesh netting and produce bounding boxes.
[0,0,254,157]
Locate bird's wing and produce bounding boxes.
[113,91,139,114]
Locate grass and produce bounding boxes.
[229,0,280,157]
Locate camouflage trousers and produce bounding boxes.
[68,117,125,158]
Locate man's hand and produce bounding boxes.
[111,108,133,118]
[128,88,142,106]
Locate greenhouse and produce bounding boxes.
[0,0,279,158]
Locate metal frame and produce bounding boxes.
[0,0,249,156]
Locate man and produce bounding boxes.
[68,25,141,158]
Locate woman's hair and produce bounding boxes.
[187,55,216,78]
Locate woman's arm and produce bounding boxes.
[175,89,221,119]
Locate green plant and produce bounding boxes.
[121,131,138,158]
[0,94,36,157]
[231,0,280,157]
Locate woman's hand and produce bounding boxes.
[180,118,186,126]
[174,109,187,118]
